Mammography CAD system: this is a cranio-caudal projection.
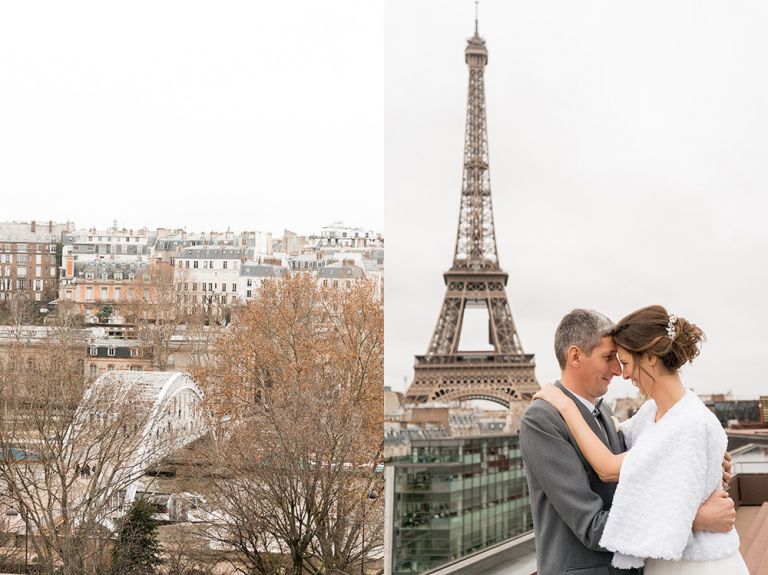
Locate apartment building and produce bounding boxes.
[0,220,71,304]
[175,245,249,316]
[309,222,383,249]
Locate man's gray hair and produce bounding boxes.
[554,309,615,370]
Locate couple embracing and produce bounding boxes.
[520,306,748,575]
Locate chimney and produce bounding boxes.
[31,220,36,233]
[48,220,53,233]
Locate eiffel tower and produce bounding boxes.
[404,18,539,416]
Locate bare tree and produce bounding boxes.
[198,274,384,575]
[129,262,189,371]
[0,321,182,574]
[160,523,219,575]
[0,293,38,327]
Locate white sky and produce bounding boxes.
[385,0,768,401]
[0,1,384,237]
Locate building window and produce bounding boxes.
[232,283,236,292]
[85,272,94,280]
[130,348,142,357]
[183,283,188,291]
[247,278,252,287]
[100,287,108,300]
[247,290,252,298]
[223,261,228,269]
[107,347,116,357]
[17,244,27,253]
[89,347,98,356]
[114,287,121,301]
[34,279,42,291]
[193,260,199,269]
[222,283,227,292]
[185,260,190,268]
[202,283,206,292]
[16,254,27,265]
[114,272,122,280]
[192,282,197,291]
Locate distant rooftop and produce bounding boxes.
[178,246,246,259]
[240,264,286,278]
[0,221,70,243]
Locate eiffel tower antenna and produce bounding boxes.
[475,1,479,36]
[405,16,539,415]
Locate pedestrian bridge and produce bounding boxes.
[71,371,208,515]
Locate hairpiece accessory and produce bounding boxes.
[666,314,678,340]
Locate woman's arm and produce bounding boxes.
[533,384,625,482]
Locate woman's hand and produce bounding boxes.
[533,383,574,414]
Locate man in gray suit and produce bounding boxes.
[520,309,735,575]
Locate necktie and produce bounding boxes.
[591,399,609,443]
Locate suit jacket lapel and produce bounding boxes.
[554,381,612,450]
[598,401,623,454]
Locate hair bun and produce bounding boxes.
[664,316,705,370]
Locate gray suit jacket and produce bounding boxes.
[520,382,640,575]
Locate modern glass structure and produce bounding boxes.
[389,434,532,575]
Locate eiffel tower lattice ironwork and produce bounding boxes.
[405,20,539,412]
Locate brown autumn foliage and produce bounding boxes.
[198,272,383,575]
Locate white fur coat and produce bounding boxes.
[599,390,740,569]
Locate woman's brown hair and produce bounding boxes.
[611,304,705,373]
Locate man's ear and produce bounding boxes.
[567,345,581,367]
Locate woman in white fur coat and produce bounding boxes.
[534,305,747,575]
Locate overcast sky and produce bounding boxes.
[385,0,768,401]
[0,1,383,237]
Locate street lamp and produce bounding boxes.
[361,488,379,575]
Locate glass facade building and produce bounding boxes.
[389,434,532,575]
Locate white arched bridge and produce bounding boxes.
[70,371,208,520]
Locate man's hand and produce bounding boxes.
[692,489,736,533]
[722,451,732,488]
